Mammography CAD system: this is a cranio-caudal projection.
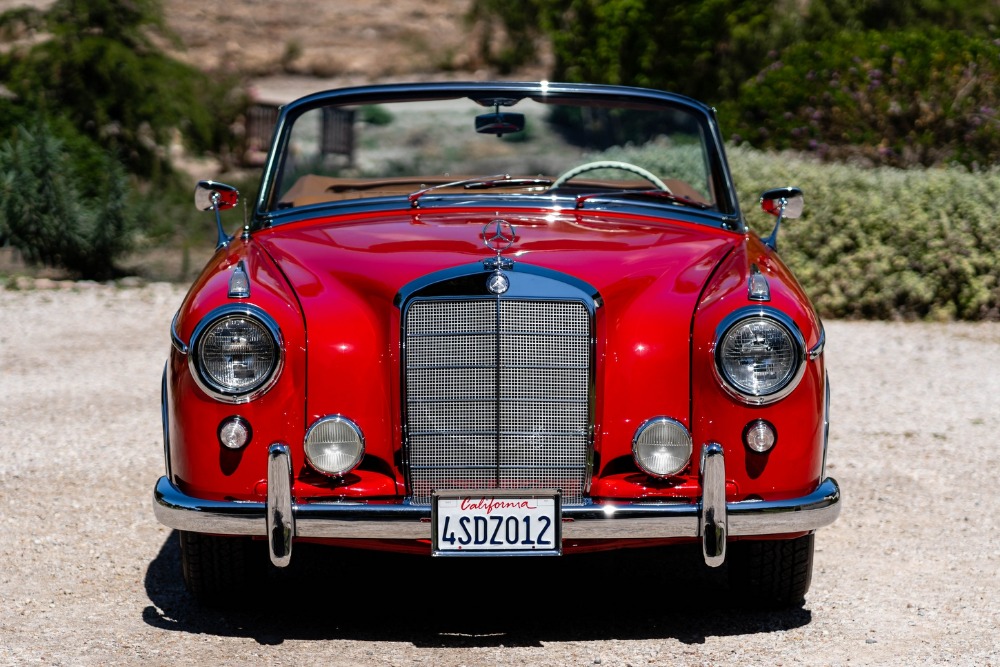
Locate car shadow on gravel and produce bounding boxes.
[143,531,811,647]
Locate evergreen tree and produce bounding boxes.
[1,0,240,179]
[0,122,133,279]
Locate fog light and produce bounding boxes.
[218,416,252,449]
[633,417,692,477]
[305,416,364,476]
[743,419,776,453]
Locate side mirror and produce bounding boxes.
[761,187,803,219]
[195,180,241,249]
[759,187,804,250]
[195,180,239,212]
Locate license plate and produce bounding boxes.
[432,490,561,556]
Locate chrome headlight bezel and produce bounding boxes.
[188,304,284,404]
[713,307,806,406]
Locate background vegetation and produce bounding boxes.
[731,148,1000,320]
[0,0,243,280]
[0,0,998,320]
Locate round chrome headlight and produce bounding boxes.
[190,306,282,402]
[633,417,692,477]
[305,416,365,476]
[714,308,805,405]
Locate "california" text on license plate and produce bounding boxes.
[432,490,561,555]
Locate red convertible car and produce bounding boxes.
[153,81,840,607]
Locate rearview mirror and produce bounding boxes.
[475,112,525,137]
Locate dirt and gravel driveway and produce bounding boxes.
[0,282,998,666]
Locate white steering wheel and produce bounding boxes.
[551,160,672,192]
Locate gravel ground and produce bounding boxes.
[1,282,998,666]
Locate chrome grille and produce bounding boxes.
[405,299,591,505]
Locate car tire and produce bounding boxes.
[178,530,264,605]
[728,533,815,608]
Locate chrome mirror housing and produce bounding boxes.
[760,187,804,250]
[195,180,241,249]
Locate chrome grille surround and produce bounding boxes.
[403,293,593,506]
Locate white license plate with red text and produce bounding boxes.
[432,490,561,556]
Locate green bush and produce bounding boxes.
[0,0,250,280]
[469,1,1000,169]
[0,122,134,280]
[468,0,781,101]
[730,146,1000,320]
[360,105,395,126]
[719,29,1000,170]
[0,0,244,180]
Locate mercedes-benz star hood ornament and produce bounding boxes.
[482,218,515,294]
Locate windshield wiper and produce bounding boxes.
[408,174,553,208]
[575,188,712,211]
[463,176,552,190]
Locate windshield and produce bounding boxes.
[265,89,724,214]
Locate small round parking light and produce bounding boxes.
[218,416,252,450]
[743,419,777,453]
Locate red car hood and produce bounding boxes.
[257,208,736,315]
[255,207,740,487]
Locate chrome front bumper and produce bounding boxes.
[153,443,841,568]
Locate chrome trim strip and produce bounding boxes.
[170,312,187,355]
[822,371,831,477]
[267,444,294,567]
[699,443,727,567]
[153,476,841,554]
[809,323,826,360]
[160,364,172,480]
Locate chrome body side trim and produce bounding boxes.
[160,364,172,480]
[170,312,187,355]
[809,323,826,360]
[153,444,841,568]
[822,371,831,477]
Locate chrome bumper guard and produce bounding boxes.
[153,443,841,568]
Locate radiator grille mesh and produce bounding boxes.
[405,299,591,505]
